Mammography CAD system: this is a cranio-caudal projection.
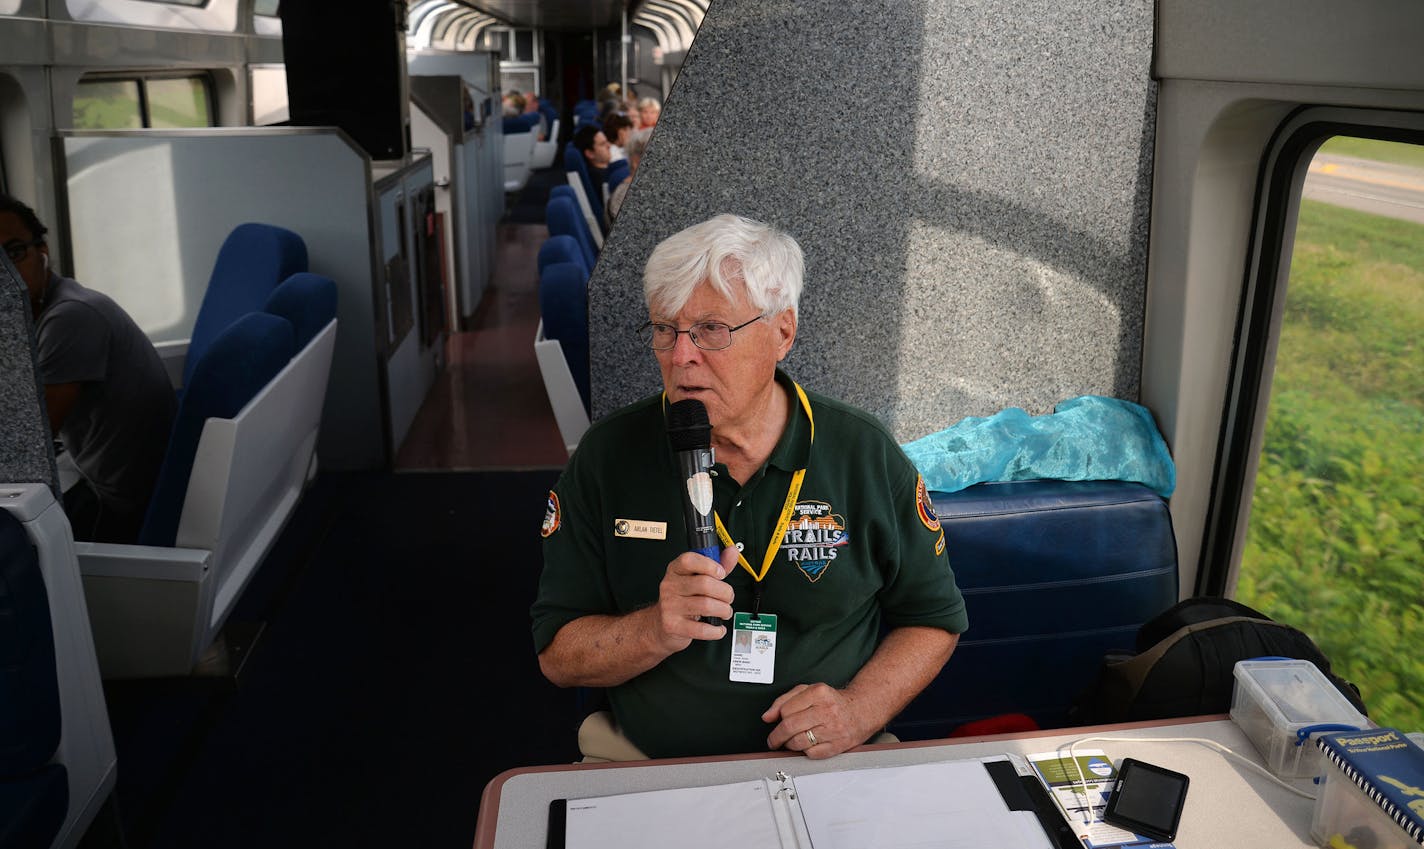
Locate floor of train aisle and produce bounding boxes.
[396,168,572,472]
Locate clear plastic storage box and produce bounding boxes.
[1230,659,1368,779]
[1310,742,1424,849]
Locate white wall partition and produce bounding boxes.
[60,128,388,469]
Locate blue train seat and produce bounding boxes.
[572,99,599,127]
[889,479,1179,739]
[534,261,592,455]
[77,274,340,678]
[562,144,605,245]
[183,222,307,390]
[538,235,590,279]
[539,261,591,412]
[0,484,116,849]
[503,115,538,193]
[607,158,631,191]
[546,194,598,273]
[0,508,66,849]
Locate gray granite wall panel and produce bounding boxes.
[590,0,1155,442]
[0,258,59,496]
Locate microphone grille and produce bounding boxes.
[666,399,712,451]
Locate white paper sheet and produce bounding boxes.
[791,760,1053,849]
[564,779,785,849]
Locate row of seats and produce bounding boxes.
[535,185,598,454]
[534,128,635,455]
[78,223,340,679]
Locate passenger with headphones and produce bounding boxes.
[1,193,176,543]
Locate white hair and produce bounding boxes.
[643,214,804,319]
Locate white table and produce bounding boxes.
[474,715,1319,848]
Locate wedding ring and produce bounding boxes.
[805,729,818,747]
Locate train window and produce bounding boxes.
[251,64,288,125]
[145,0,207,5]
[481,27,537,63]
[72,75,213,129]
[146,77,211,127]
[254,0,279,13]
[1235,134,1424,732]
[72,80,144,130]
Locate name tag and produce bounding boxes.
[613,518,667,540]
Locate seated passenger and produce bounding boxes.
[638,96,661,128]
[502,92,525,118]
[607,129,651,221]
[1,194,176,543]
[571,124,612,192]
[602,113,634,162]
[532,215,967,761]
[521,90,548,141]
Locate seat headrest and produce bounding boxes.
[538,236,589,279]
[264,272,337,350]
[186,222,306,387]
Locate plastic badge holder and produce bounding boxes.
[1230,659,1367,779]
[1310,749,1423,849]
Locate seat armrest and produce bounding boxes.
[75,542,210,581]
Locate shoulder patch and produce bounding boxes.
[541,490,561,538]
[915,476,941,532]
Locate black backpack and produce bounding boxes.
[1069,597,1368,725]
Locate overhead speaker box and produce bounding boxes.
[281,0,410,161]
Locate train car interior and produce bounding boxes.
[1,0,1421,847]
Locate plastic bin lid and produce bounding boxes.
[1233,659,1366,726]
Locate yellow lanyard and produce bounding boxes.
[713,382,814,599]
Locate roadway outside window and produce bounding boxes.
[1235,136,1424,734]
[72,75,213,129]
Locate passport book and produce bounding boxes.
[1315,727,1424,843]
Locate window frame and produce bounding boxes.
[1197,107,1424,597]
[73,71,216,130]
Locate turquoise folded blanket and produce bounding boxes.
[901,395,1175,497]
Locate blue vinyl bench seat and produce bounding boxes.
[890,479,1179,739]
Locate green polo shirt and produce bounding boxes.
[532,371,968,759]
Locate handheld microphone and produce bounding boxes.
[666,399,719,564]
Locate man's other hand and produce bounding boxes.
[762,683,874,759]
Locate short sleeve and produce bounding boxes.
[876,463,969,634]
[36,301,110,385]
[531,453,616,653]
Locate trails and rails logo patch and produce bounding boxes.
[783,500,849,582]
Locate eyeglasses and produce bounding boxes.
[637,315,764,351]
[3,239,43,265]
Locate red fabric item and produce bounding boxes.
[948,713,1040,738]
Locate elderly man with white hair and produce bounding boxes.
[532,214,967,762]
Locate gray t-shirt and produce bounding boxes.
[35,274,176,516]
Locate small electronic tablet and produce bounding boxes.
[1101,758,1190,842]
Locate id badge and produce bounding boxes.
[729,612,777,684]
